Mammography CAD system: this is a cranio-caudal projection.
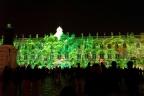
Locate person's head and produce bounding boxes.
[88,62,91,66]
[112,61,117,68]
[127,61,133,69]
[16,66,20,70]
[101,62,105,67]
[77,63,80,68]
[34,65,38,69]
[92,63,102,74]
[60,86,75,96]
[27,65,31,69]
[4,66,8,70]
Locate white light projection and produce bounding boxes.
[54,26,63,40]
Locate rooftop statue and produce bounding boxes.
[54,26,63,40]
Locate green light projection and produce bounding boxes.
[1,31,144,69]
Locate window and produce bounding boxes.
[50,46,53,49]
[136,43,140,48]
[77,54,81,59]
[93,45,95,49]
[100,44,103,49]
[38,54,41,59]
[18,55,21,60]
[32,45,34,49]
[31,54,35,59]
[65,53,69,59]
[85,54,89,59]
[50,54,54,60]
[124,54,127,58]
[78,45,81,49]
[57,54,61,59]
[123,43,127,48]
[24,54,27,60]
[107,44,111,49]
[100,54,104,59]
[43,58,47,61]
[65,45,68,49]
[25,45,27,49]
[85,44,87,48]
[115,43,119,48]
[115,54,119,59]
[92,54,96,59]
[108,54,112,59]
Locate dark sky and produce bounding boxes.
[0,0,144,37]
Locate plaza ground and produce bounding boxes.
[0,77,144,96]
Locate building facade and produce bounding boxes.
[1,27,144,68]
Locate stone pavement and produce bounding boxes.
[0,77,144,96]
[0,77,72,96]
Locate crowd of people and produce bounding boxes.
[1,61,144,96]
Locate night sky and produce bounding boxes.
[0,0,144,37]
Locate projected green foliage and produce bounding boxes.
[1,31,144,69]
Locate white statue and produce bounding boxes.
[54,26,63,40]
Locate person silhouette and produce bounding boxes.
[124,61,140,96]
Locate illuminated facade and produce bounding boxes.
[1,27,144,68]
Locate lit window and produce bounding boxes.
[108,54,112,59]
